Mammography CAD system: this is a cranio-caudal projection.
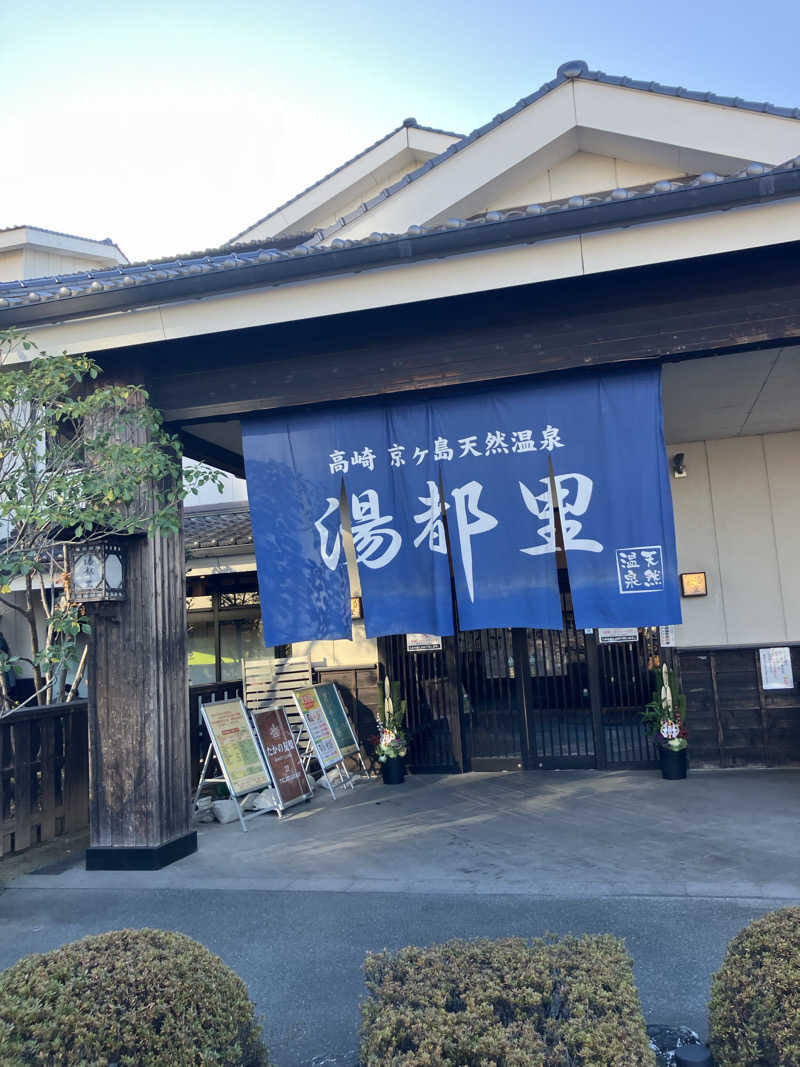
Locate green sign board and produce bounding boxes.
[315,684,359,758]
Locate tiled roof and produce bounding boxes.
[227,117,464,245]
[184,504,253,554]
[123,231,315,269]
[232,60,800,250]
[308,60,800,245]
[2,156,797,317]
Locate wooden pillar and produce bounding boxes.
[85,519,194,869]
[84,378,194,870]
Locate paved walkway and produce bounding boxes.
[1,769,798,1065]
[15,767,800,898]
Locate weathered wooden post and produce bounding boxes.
[84,386,195,870]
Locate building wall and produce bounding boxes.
[670,430,800,648]
[491,151,687,212]
[0,245,125,284]
[0,250,26,283]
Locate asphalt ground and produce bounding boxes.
[1,769,798,1066]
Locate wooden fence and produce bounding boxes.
[0,700,89,858]
[677,646,800,766]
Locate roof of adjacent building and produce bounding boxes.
[227,118,464,245]
[184,503,253,556]
[0,224,127,260]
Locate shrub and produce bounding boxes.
[709,906,800,1067]
[0,927,271,1067]
[361,934,655,1066]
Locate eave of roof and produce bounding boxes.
[2,156,799,331]
[227,117,464,245]
[184,502,253,553]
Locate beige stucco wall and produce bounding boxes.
[670,430,800,648]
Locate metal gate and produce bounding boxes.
[523,592,595,767]
[598,631,661,767]
[378,598,660,773]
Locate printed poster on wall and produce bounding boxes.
[759,647,794,690]
[203,699,269,796]
[659,625,676,647]
[293,686,343,769]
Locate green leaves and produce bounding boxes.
[0,329,223,709]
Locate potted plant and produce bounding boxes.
[376,676,408,784]
[643,662,689,779]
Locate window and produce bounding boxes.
[186,577,283,686]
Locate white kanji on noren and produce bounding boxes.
[388,443,406,467]
[329,450,348,474]
[413,480,449,553]
[350,489,402,569]
[539,425,564,452]
[451,480,498,601]
[519,473,603,556]
[314,497,343,571]
[350,446,376,471]
[433,437,453,461]
[511,430,537,453]
[458,435,481,459]
[484,430,509,455]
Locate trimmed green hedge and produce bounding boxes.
[0,928,271,1067]
[361,935,655,1066]
[709,906,800,1067]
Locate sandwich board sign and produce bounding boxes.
[315,683,360,758]
[252,704,313,810]
[195,698,272,832]
[293,686,354,796]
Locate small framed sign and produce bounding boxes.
[598,627,639,644]
[680,572,708,597]
[406,633,443,653]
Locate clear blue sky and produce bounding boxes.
[2,0,799,263]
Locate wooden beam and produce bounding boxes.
[179,430,245,478]
[91,241,800,425]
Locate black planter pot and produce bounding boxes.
[659,745,688,780]
[380,755,405,784]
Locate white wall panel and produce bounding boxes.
[670,441,727,647]
[763,431,800,640]
[670,432,799,648]
[707,436,784,645]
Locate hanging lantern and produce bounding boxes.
[68,537,128,602]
